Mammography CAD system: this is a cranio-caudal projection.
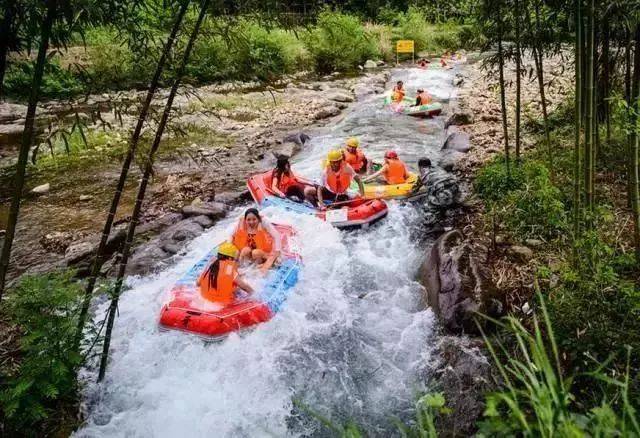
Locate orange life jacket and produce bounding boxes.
[325,162,353,195]
[393,87,405,102]
[273,170,297,192]
[384,159,408,184]
[199,259,237,304]
[417,92,431,105]
[343,148,365,172]
[232,220,274,253]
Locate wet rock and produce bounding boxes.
[273,141,301,159]
[31,183,50,195]
[442,132,471,153]
[160,241,182,255]
[40,231,75,254]
[438,152,465,172]
[453,73,466,87]
[418,229,503,334]
[313,105,341,120]
[352,84,373,97]
[126,245,168,276]
[135,213,183,235]
[79,195,93,202]
[181,202,227,220]
[325,89,354,103]
[64,228,127,266]
[171,220,204,241]
[376,60,386,67]
[364,60,377,69]
[507,245,534,262]
[431,336,497,436]
[282,131,311,146]
[444,111,475,129]
[215,190,252,205]
[192,214,214,228]
[0,123,24,146]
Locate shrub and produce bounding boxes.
[476,158,567,240]
[303,9,379,73]
[393,7,430,53]
[4,59,83,99]
[0,271,85,434]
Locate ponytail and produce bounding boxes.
[207,254,233,290]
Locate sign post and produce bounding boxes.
[396,40,415,65]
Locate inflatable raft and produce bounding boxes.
[383,95,443,117]
[158,224,301,339]
[247,171,388,229]
[349,172,424,200]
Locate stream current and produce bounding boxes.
[76,65,458,437]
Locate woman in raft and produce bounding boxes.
[363,150,409,185]
[198,242,254,304]
[229,208,282,274]
[392,80,405,102]
[271,155,307,202]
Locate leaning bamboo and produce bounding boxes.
[75,0,191,344]
[98,0,210,381]
[0,0,58,300]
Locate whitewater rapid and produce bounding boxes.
[76,65,457,437]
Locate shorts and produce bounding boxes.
[320,187,349,203]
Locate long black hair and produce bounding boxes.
[207,253,234,290]
[272,155,292,182]
[244,207,262,222]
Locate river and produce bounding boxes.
[75,64,458,437]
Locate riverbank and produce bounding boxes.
[0,69,391,288]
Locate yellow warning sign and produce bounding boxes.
[396,40,415,53]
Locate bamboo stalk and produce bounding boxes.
[533,0,553,176]
[0,0,58,300]
[515,0,522,164]
[0,1,16,99]
[584,0,595,217]
[631,23,640,264]
[75,0,191,344]
[98,0,210,381]
[626,27,633,209]
[573,0,582,250]
[497,0,510,177]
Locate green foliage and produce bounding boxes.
[476,158,567,239]
[477,294,640,437]
[393,7,430,53]
[4,59,83,99]
[303,9,379,73]
[0,271,84,434]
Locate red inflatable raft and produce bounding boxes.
[158,224,301,339]
[247,171,388,229]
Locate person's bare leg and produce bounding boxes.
[251,249,267,263]
[239,247,252,262]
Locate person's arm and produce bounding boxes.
[354,174,365,197]
[317,186,326,209]
[260,222,281,273]
[235,275,254,294]
[271,175,286,198]
[362,164,386,183]
[415,96,420,106]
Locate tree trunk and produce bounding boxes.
[533,0,552,175]
[631,24,640,264]
[573,0,582,248]
[75,0,191,343]
[98,0,210,382]
[498,35,510,177]
[0,0,57,300]
[584,0,595,216]
[602,22,610,144]
[0,1,16,99]
[515,0,522,164]
[626,27,633,209]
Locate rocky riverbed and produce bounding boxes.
[0,70,389,286]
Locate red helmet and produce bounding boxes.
[385,150,398,159]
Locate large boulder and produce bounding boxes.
[419,230,503,334]
[442,132,471,153]
[282,131,310,146]
[430,336,497,436]
[363,60,377,69]
[181,201,227,220]
[444,111,475,129]
[424,170,461,209]
[272,141,301,159]
[324,89,354,103]
[313,105,341,120]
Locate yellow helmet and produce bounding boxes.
[346,137,360,148]
[327,149,343,162]
[218,242,239,259]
